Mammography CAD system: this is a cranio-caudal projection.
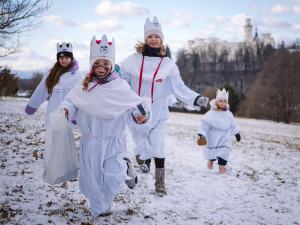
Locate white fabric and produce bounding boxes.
[60,78,151,217]
[90,35,115,69]
[121,53,200,159]
[144,16,164,42]
[43,108,78,185]
[57,42,72,53]
[197,110,239,161]
[66,78,142,118]
[27,70,84,128]
[122,52,179,81]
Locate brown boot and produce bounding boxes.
[135,155,145,165]
[155,168,167,196]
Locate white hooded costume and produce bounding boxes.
[60,35,151,217]
[121,17,200,160]
[25,42,84,128]
[197,89,239,161]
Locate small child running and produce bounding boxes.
[197,88,241,173]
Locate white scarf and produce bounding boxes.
[68,78,142,118]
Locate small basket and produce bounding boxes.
[197,138,207,146]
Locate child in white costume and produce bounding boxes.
[25,42,83,128]
[197,89,241,173]
[61,35,151,217]
[121,16,209,195]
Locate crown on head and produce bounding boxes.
[90,35,115,70]
[57,42,72,53]
[216,88,229,101]
[144,16,164,42]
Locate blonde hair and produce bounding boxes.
[82,73,92,91]
[135,41,166,56]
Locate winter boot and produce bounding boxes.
[207,160,213,169]
[219,165,228,174]
[140,159,151,173]
[135,154,145,165]
[155,168,167,196]
[124,158,138,189]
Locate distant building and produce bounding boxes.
[187,18,275,62]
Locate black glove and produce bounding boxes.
[198,134,205,139]
[235,133,241,142]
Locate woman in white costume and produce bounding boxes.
[25,42,83,128]
[121,16,209,196]
[61,35,151,217]
[197,89,241,173]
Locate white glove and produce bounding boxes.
[196,96,209,107]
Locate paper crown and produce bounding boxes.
[216,88,229,101]
[90,35,115,70]
[144,16,164,42]
[56,42,73,60]
[57,42,72,53]
[209,88,229,109]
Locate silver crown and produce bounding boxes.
[57,42,72,53]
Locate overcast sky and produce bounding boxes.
[2,0,300,78]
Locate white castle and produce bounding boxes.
[187,18,275,62]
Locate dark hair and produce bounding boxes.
[46,60,73,95]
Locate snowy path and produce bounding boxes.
[0,97,299,225]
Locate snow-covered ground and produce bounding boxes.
[0,97,299,225]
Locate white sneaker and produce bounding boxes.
[124,157,138,189]
[140,159,151,173]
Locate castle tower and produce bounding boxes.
[244,18,253,44]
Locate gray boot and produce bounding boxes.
[155,168,167,196]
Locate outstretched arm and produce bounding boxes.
[25,74,50,115]
[170,75,208,107]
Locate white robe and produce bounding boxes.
[197,110,239,161]
[60,78,150,217]
[27,70,84,128]
[121,52,200,159]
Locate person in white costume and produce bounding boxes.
[197,89,241,173]
[61,35,151,218]
[121,16,209,196]
[25,42,84,128]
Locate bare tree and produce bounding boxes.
[0,0,52,57]
[0,66,19,96]
[238,47,300,123]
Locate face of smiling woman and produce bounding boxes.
[146,34,162,48]
[92,59,112,78]
[58,56,72,68]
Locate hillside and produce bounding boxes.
[0,97,299,225]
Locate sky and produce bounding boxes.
[1,0,300,78]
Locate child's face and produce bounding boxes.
[58,57,72,68]
[216,99,227,110]
[146,34,162,48]
[92,59,112,78]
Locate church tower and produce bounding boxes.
[244,18,253,44]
